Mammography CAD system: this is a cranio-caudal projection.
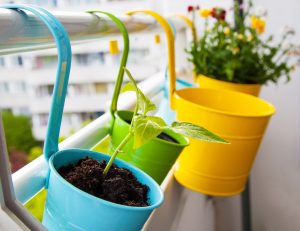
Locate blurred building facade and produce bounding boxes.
[0,0,166,140]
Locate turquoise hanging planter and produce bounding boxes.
[1,6,163,230]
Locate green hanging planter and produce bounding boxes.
[88,9,189,184]
[110,111,189,184]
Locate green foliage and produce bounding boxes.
[104,68,228,175]
[171,122,228,144]
[187,0,299,85]
[132,116,166,148]
[1,111,37,153]
[28,146,43,162]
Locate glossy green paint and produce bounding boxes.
[109,111,189,184]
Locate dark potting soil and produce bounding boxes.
[157,132,179,144]
[124,120,179,144]
[58,157,149,207]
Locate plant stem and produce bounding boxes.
[234,0,243,31]
[103,131,133,175]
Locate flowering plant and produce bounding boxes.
[187,1,299,85]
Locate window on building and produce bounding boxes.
[33,56,57,69]
[98,52,105,64]
[47,85,54,95]
[0,57,5,67]
[17,56,23,66]
[62,114,73,126]
[34,57,43,69]
[127,48,149,64]
[95,83,107,93]
[35,85,54,97]
[15,81,27,93]
[75,54,89,65]
[79,112,101,122]
[39,114,49,126]
[95,111,104,117]
[43,56,57,68]
[0,82,9,94]
[19,107,30,116]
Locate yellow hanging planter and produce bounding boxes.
[197,74,261,96]
[173,88,275,196]
[129,10,276,196]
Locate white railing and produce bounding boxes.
[0,8,186,55]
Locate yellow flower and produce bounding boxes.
[237,34,244,40]
[205,27,212,33]
[251,16,266,34]
[247,34,254,41]
[232,47,240,54]
[224,27,230,35]
[199,8,212,18]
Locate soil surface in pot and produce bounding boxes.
[157,132,179,144]
[124,119,179,144]
[58,157,149,207]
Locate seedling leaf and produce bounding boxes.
[133,115,166,149]
[123,68,156,115]
[171,122,230,144]
[121,82,135,93]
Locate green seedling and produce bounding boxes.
[103,68,229,175]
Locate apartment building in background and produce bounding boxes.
[0,0,167,140]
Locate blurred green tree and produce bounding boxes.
[2,111,37,153]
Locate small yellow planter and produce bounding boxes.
[197,74,261,97]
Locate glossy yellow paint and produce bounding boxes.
[126,10,275,196]
[126,10,177,108]
[109,40,119,55]
[171,14,197,82]
[173,88,275,195]
[154,34,161,44]
[197,74,261,96]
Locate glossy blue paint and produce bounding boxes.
[43,149,163,231]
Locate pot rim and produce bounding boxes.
[175,88,275,118]
[115,110,190,147]
[48,148,164,211]
[198,74,262,87]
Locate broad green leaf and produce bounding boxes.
[121,82,135,93]
[124,68,156,114]
[137,90,156,115]
[171,122,229,144]
[132,115,166,149]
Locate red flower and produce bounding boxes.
[220,10,226,20]
[211,8,217,17]
[187,6,194,12]
[211,7,226,21]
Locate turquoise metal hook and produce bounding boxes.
[1,5,72,161]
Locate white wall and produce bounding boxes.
[213,0,300,230]
[251,0,300,230]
